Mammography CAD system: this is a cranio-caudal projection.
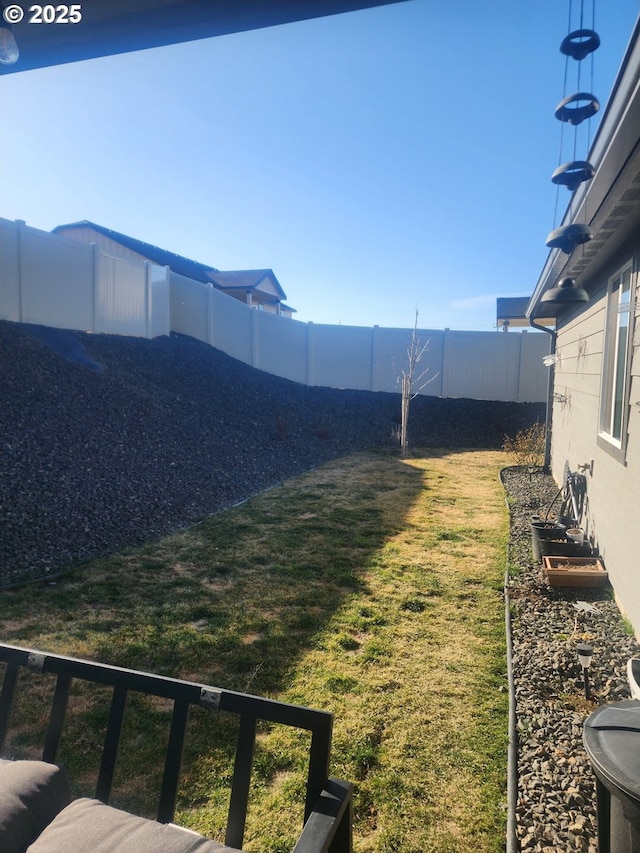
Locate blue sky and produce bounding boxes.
[1,0,638,331]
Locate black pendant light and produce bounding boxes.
[540,277,589,308]
[545,222,593,253]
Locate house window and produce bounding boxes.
[599,262,634,451]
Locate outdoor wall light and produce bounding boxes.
[576,642,593,700]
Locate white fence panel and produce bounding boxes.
[519,331,552,402]
[372,326,445,395]
[0,218,20,322]
[20,223,94,330]
[254,309,308,385]
[95,256,169,338]
[442,331,523,401]
[210,287,253,364]
[170,273,209,343]
[149,265,171,339]
[95,254,147,336]
[309,324,374,390]
[0,219,169,338]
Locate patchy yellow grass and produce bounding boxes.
[2,449,509,853]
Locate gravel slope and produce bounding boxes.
[1,320,544,586]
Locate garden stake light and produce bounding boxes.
[577,642,593,700]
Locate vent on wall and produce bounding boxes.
[620,188,640,201]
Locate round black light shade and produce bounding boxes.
[540,278,590,307]
[555,92,600,126]
[551,160,595,192]
[546,223,593,253]
[560,29,601,61]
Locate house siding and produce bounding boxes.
[551,234,640,634]
[55,226,149,265]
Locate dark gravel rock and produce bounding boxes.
[1,320,544,586]
[503,466,640,853]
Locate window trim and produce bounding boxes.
[597,260,635,462]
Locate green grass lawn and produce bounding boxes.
[1,448,509,853]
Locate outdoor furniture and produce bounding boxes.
[0,643,353,853]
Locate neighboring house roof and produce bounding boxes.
[496,297,554,328]
[53,220,293,309]
[53,220,218,284]
[0,0,409,76]
[207,270,287,302]
[527,16,640,318]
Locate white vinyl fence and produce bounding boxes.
[1,217,550,401]
[0,218,170,338]
[170,273,550,402]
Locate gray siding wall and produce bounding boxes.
[552,233,640,635]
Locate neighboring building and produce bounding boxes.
[496,297,554,331]
[52,221,295,318]
[518,18,640,636]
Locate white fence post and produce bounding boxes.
[207,284,214,346]
[251,308,259,368]
[16,219,25,323]
[91,242,99,333]
[371,325,378,392]
[307,322,315,386]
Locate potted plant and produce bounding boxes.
[531,518,567,561]
[539,536,594,559]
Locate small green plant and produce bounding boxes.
[622,616,636,637]
[503,422,545,475]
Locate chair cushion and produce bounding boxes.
[0,759,72,853]
[25,798,242,853]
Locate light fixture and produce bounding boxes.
[0,19,19,65]
[545,223,593,253]
[551,160,595,193]
[577,642,593,700]
[540,277,590,309]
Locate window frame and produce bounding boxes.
[597,260,635,462]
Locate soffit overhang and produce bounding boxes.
[0,0,408,75]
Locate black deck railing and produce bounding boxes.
[0,643,353,853]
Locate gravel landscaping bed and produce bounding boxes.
[503,467,640,853]
[1,319,543,586]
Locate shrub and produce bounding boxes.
[503,422,545,472]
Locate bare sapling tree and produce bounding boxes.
[398,310,435,458]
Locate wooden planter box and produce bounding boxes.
[543,556,608,587]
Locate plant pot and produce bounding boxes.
[531,521,566,562]
[539,538,593,558]
[543,555,608,587]
[566,528,585,544]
